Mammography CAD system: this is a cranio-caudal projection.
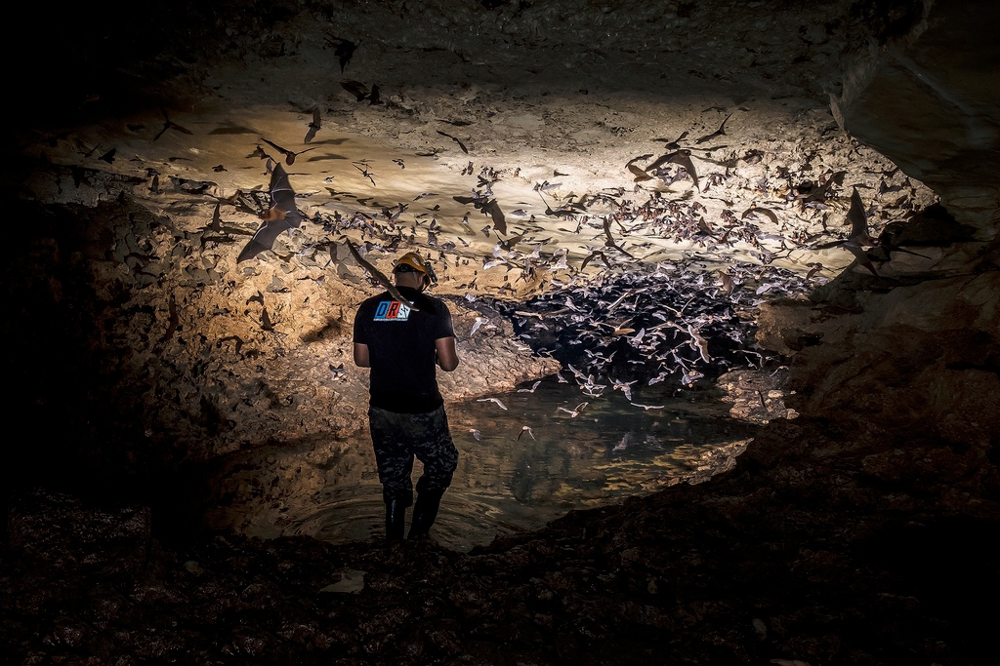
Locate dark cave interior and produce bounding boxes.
[3,1,999,664]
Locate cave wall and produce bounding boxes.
[752,0,1000,521]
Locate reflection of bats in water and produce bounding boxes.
[344,240,418,311]
[237,164,304,262]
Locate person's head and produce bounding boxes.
[392,252,436,292]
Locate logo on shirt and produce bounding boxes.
[373,300,411,322]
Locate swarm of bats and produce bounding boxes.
[236,166,419,310]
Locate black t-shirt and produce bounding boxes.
[353,287,455,413]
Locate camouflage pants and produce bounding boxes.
[368,404,458,506]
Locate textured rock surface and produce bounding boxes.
[3,0,999,664]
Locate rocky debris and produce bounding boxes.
[717,366,797,424]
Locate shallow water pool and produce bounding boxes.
[281,377,757,551]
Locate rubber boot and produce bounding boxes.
[385,499,406,542]
[408,489,444,539]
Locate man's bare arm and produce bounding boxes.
[435,336,459,371]
[353,342,371,367]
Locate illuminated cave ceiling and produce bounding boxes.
[19,0,945,279]
[11,0,997,462]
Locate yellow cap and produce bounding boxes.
[394,252,438,286]
[394,252,429,274]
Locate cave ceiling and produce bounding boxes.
[17,0,959,279]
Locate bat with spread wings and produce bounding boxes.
[237,164,305,262]
[453,195,507,235]
[603,216,634,257]
[344,240,418,311]
[645,149,700,190]
[811,186,880,276]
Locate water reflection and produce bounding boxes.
[284,377,757,551]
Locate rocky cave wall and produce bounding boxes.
[3,1,1000,663]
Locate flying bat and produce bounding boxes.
[627,163,653,182]
[846,186,874,246]
[535,191,577,219]
[484,199,506,235]
[340,80,368,101]
[344,240,417,311]
[454,195,506,234]
[353,161,376,186]
[603,216,634,257]
[646,149,699,190]
[811,187,880,276]
[581,249,613,271]
[208,202,223,231]
[260,137,316,165]
[153,107,193,141]
[842,186,880,276]
[625,153,654,167]
[436,130,469,154]
[797,170,847,207]
[695,112,733,144]
[304,108,322,143]
[340,80,381,104]
[326,36,357,73]
[652,130,689,150]
[477,397,508,410]
[742,203,779,225]
[556,402,588,418]
[237,164,305,262]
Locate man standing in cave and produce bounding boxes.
[352,252,460,542]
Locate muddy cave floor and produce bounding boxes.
[3,410,998,665]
